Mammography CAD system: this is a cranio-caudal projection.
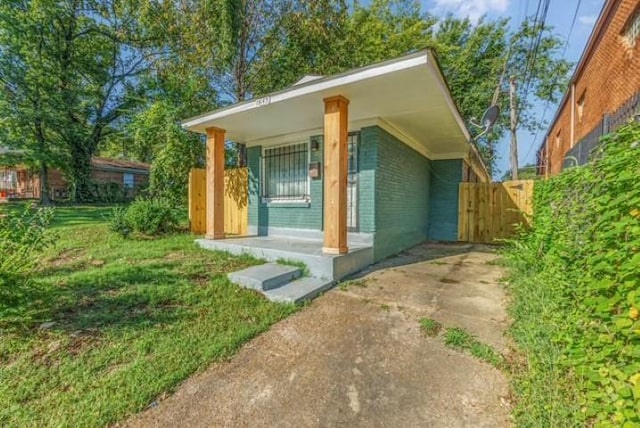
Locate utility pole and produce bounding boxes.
[509,76,519,181]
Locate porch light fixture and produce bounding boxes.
[310,139,320,151]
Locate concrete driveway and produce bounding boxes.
[127,243,511,428]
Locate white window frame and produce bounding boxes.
[123,173,135,189]
[261,140,311,203]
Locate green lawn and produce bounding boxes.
[0,203,296,427]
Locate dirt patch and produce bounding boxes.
[45,248,87,271]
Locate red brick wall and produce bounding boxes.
[46,168,148,199]
[91,169,123,183]
[545,0,640,176]
[47,169,68,189]
[134,173,148,187]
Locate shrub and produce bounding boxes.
[108,206,131,237]
[504,122,640,427]
[0,204,54,284]
[110,198,179,237]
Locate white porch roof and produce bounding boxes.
[182,50,479,163]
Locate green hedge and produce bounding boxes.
[505,122,640,427]
[109,198,179,237]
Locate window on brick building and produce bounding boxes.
[623,8,640,47]
[123,173,135,189]
[555,131,561,151]
[577,90,586,123]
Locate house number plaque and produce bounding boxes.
[255,96,271,107]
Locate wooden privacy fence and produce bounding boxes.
[458,180,534,244]
[188,168,248,236]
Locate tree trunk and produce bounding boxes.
[40,162,51,206]
[70,145,93,202]
[509,76,519,181]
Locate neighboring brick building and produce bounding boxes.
[0,157,150,200]
[537,0,640,176]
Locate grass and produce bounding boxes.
[276,258,310,277]
[0,203,296,427]
[419,317,443,337]
[338,279,368,290]
[443,327,504,369]
[504,267,581,426]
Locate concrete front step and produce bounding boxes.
[264,277,335,304]
[227,263,335,304]
[227,263,301,291]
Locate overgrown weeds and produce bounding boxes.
[419,317,443,337]
[0,203,55,323]
[443,327,504,369]
[504,122,640,427]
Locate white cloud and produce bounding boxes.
[578,15,597,26]
[431,0,510,22]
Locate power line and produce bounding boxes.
[523,0,582,162]
[522,0,552,99]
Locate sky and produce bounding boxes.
[422,0,606,178]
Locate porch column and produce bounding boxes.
[322,95,349,255]
[206,126,225,240]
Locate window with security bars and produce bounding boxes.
[262,142,310,201]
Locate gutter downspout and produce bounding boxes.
[545,136,550,179]
[570,84,576,148]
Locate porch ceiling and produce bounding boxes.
[182,51,471,158]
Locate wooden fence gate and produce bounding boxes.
[458,180,534,244]
[188,168,248,235]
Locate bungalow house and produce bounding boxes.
[182,51,489,287]
[0,157,150,201]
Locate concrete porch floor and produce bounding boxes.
[196,236,374,281]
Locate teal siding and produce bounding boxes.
[427,159,462,241]
[247,146,261,229]
[358,127,377,233]
[247,127,462,251]
[247,138,323,233]
[371,126,431,261]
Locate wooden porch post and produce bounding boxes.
[206,127,225,239]
[322,95,349,255]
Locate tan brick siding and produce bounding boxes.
[545,0,640,176]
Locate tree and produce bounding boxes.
[134,102,204,206]
[253,3,510,172]
[502,19,572,179]
[0,0,68,204]
[0,0,157,202]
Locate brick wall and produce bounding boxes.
[370,126,431,261]
[91,169,123,183]
[358,127,377,234]
[545,0,640,175]
[427,159,462,241]
[45,168,148,199]
[247,137,324,233]
[47,169,67,189]
[246,127,464,258]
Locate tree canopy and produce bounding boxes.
[0,0,571,202]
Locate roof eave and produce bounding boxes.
[181,51,433,133]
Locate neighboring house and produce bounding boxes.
[182,50,489,280]
[0,157,150,200]
[537,0,640,176]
